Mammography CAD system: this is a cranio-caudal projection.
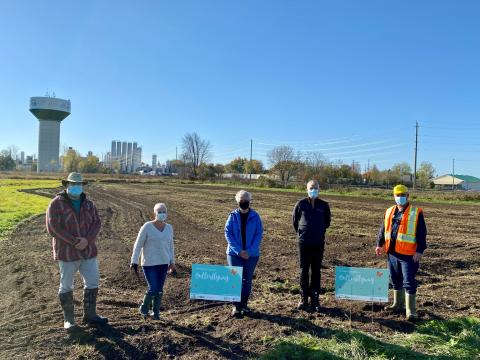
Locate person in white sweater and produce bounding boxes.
[130,202,175,320]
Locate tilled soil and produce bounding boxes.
[0,183,479,359]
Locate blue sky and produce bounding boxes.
[1,1,479,176]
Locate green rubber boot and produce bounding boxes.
[59,291,77,331]
[82,288,108,325]
[385,289,405,312]
[406,293,418,321]
[139,292,153,318]
[152,291,163,320]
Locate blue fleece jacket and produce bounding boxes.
[225,208,263,257]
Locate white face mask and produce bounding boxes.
[156,212,167,222]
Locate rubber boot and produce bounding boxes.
[311,291,321,313]
[82,288,108,325]
[59,291,77,331]
[152,292,162,320]
[385,289,405,312]
[139,292,153,318]
[297,291,309,310]
[406,293,418,321]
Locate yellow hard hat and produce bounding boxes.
[393,184,408,195]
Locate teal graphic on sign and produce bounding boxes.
[335,266,389,302]
[190,264,243,302]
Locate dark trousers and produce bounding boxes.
[227,255,259,306]
[298,243,324,295]
[387,253,419,294]
[143,264,169,294]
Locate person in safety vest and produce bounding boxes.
[375,184,427,321]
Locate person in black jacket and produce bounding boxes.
[292,180,331,312]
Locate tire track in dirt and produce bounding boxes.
[1,183,479,359]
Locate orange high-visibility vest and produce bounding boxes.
[384,204,422,256]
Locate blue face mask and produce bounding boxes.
[67,184,83,198]
[156,212,167,222]
[395,195,408,206]
[308,189,319,198]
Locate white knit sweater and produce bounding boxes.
[131,221,175,266]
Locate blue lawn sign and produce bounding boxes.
[190,264,243,302]
[335,266,389,302]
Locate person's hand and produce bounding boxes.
[413,252,423,263]
[375,247,384,256]
[239,250,249,260]
[130,263,138,275]
[75,237,89,250]
[168,264,176,275]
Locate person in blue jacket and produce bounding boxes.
[225,190,263,317]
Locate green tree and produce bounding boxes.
[369,164,382,184]
[62,148,81,172]
[78,154,100,173]
[0,150,16,170]
[391,162,412,176]
[226,157,247,173]
[198,163,217,180]
[417,162,435,188]
[213,163,225,176]
[244,159,264,174]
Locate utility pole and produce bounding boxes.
[183,154,186,179]
[175,147,178,161]
[413,121,419,189]
[452,158,455,191]
[249,139,253,181]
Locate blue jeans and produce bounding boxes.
[227,255,259,306]
[143,264,168,294]
[388,253,419,294]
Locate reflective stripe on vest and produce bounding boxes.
[384,205,420,255]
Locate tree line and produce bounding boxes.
[1,133,436,189]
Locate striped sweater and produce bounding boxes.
[46,191,101,261]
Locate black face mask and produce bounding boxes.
[239,201,250,210]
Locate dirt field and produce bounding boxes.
[0,182,479,359]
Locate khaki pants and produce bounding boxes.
[58,257,99,294]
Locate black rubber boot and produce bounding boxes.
[139,292,153,318]
[59,291,77,331]
[82,288,108,325]
[152,292,162,320]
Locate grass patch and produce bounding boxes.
[263,279,300,295]
[400,317,480,359]
[260,317,480,360]
[0,179,60,239]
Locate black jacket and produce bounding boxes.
[292,197,331,245]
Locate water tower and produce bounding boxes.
[29,94,71,172]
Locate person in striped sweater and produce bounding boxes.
[46,172,107,331]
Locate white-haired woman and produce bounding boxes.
[130,203,175,320]
[224,190,263,317]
